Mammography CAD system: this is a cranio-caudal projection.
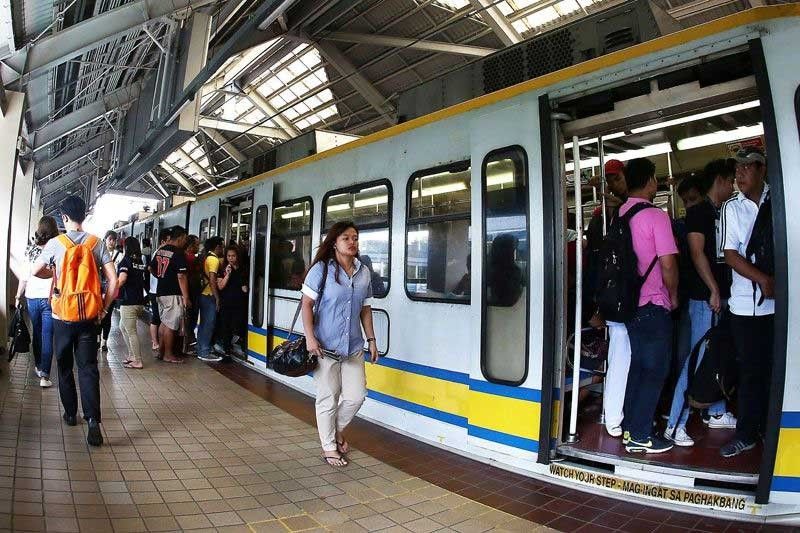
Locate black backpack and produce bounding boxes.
[686,313,737,408]
[595,202,659,322]
[745,191,774,305]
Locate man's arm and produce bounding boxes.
[101,262,118,312]
[724,250,773,298]
[659,254,680,310]
[687,233,720,311]
[178,273,191,308]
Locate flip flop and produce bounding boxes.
[321,453,348,467]
[336,439,350,455]
[162,357,184,364]
[123,362,143,369]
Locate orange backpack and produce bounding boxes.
[51,234,103,322]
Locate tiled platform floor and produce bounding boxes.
[0,316,793,532]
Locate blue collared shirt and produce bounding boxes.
[301,258,374,356]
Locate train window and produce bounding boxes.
[209,216,217,237]
[405,162,471,302]
[270,198,313,290]
[252,205,269,327]
[481,147,529,386]
[199,219,209,242]
[322,180,391,298]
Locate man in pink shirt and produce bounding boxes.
[618,158,680,454]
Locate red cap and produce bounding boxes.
[604,159,624,177]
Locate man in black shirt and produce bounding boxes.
[665,159,736,446]
[150,226,190,363]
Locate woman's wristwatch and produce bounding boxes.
[366,337,376,344]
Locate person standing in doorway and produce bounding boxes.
[15,216,60,387]
[184,235,201,352]
[197,237,224,363]
[32,195,116,447]
[117,237,148,369]
[619,158,679,454]
[301,221,379,467]
[720,147,775,458]
[150,226,190,364]
[215,245,248,360]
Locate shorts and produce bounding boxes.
[148,293,161,326]
[157,295,184,331]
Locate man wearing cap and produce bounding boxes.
[587,159,632,438]
[31,195,116,447]
[719,146,774,458]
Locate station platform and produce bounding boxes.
[0,318,787,533]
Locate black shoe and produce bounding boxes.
[625,435,673,454]
[720,438,756,458]
[87,419,103,447]
[63,413,77,426]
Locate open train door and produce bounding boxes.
[246,181,274,367]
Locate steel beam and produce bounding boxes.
[177,148,217,189]
[200,127,245,163]
[159,161,198,194]
[40,163,95,196]
[34,134,110,179]
[468,0,521,46]
[33,81,142,150]
[311,36,395,127]
[667,0,739,20]
[3,0,217,85]
[198,116,289,139]
[322,31,496,57]
[245,87,301,137]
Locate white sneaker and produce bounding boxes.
[708,412,737,429]
[664,426,694,447]
[35,368,44,378]
[40,377,53,388]
[605,425,623,437]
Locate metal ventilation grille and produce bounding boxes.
[604,27,636,53]
[253,150,277,175]
[483,46,525,93]
[526,30,575,79]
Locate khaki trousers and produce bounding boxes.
[313,354,367,451]
[119,305,144,364]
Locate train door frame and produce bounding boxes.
[218,193,253,246]
[535,39,789,504]
[248,183,273,365]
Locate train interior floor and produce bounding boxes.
[0,312,790,533]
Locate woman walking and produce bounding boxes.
[117,237,148,369]
[215,245,248,359]
[15,216,59,387]
[300,221,379,467]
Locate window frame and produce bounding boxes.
[321,178,393,298]
[404,160,472,305]
[209,216,217,237]
[251,204,269,327]
[269,195,314,291]
[479,145,531,387]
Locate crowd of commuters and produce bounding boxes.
[586,146,774,459]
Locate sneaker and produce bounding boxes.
[87,419,103,447]
[708,412,737,429]
[720,438,756,458]
[197,354,223,363]
[625,435,674,454]
[213,343,226,354]
[35,368,44,378]
[664,426,694,447]
[622,431,631,445]
[232,344,245,357]
[605,425,623,438]
[40,377,52,388]
[63,413,77,426]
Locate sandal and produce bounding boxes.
[124,362,143,369]
[322,452,348,467]
[336,438,350,455]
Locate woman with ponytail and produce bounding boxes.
[117,237,147,368]
[300,221,379,467]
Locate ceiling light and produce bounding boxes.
[280,211,305,219]
[676,124,764,151]
[411,183,467,198]
[353,196,388,208]
[487,173,515,187]
[565,142,672,172]
[631,100,760,134]
[564,132,625,150]
[326,203,350,213]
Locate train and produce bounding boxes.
[115,5,800,523]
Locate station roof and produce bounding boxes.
[0,0,776,211]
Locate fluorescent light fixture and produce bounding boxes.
[326,203,350,213]
[676,123,764,151]
[565,142,672,172]
[632,100,760,134]
[487,173,515,187]
[411,183,467,198]
[354,196,387,208]
[564,132,625,150]
[280,211,305,219]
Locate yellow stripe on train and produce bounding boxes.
[467,390,540,441]
[773,428,800,478]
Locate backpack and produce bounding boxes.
[686,313,737,408]
[51,234,103,322]
[745,191,774,305]
[594,202,659,322]
[189,253,207,295]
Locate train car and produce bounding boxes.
[182,6,800,523]
[132,201,192,247]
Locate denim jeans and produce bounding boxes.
[623,304,673,441]
[27,298,53,377]
[53,319,101,421]
[197,295,217,357]
[666,299,726,429]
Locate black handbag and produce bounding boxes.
[268,263,327,377]
[8,306,31,362]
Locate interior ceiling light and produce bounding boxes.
[631,100,760,134]
[676,123,764,151]
[326,203,351,213]
[411,182,467,198]
[565,142,672,172]
[353,196,388,208]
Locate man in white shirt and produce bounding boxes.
[719,146,774,458]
